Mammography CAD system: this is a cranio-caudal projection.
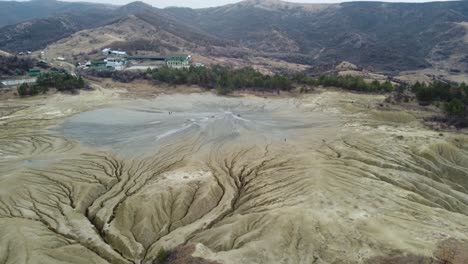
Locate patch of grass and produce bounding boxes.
[155,247,169,263]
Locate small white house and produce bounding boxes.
[102,48,127,56]
[112,50,127,56]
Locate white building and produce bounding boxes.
[105,58,127,70]
[102,48,127,56]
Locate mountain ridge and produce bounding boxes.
[1,0,468,73]
[165,0,468,71]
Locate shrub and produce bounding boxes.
[410,81,468,125]
[316,74,393,93]
[18,71,85,97]
[413,81,452,103]
[17,83,29,97]
[17,83,48,97]
[36,72,86,92]
[445,99,465,117]
[155,248,169,263]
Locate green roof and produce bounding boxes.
[28,68,41,76]
[125,54,191,62]
[165,54,190,60]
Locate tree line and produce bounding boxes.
[148,66,294,95]
[18,72,86,96]
[147,67,394,94]
[412,81,468,118]
[291,73,393,93]
[86,66,394,95]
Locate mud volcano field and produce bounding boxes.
[1,92,468,264]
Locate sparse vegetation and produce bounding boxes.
[412,81,468,118]
[149,68,392,94]
[0,55,36,77]
[155,247,169,263]
[17,83,48,97]
[110,39,179,54]
[148,66,294,95]
[313,75,393,93]
[86,66,396,96]
[392,81,468,128]
[84,69,146,83]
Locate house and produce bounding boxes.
[104,58,127,70]
[123,54,193,69]
[165,54,192,69]
[28,68,41,77]
[102,48,127,56]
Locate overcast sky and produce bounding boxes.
[1,0,456,8]
[113,0,455,8]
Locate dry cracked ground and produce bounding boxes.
[0,89,468,264]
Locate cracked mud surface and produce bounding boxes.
[1,91,468,264]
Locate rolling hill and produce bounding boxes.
[165,0,468,72]
[1,0,468,72]
[0,1,226,54]
[0,0,117,27]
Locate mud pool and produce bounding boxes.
[54,94,338,154]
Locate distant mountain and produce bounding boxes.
[0,1,225,53]
[0,13,117,53]
[0,0,120,52]
[114,2,225,47]
[165,0,468,72]
[0,0,117,27]
[1,0,468,72]
[0,0,228,62]
[40,15,230,62]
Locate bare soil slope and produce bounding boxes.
[1,89,468,263]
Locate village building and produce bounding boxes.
[165,54,192,69]
[104,58,127,70]
[102,48,127,56]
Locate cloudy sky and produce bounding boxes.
[45,0,455,8]
[0,0,455,8]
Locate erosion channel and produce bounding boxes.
[1,91,468,264]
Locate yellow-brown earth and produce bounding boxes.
[0,87,467,264]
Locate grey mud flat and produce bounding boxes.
[1,91,468,264]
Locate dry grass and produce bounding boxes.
[0,50,12,57]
